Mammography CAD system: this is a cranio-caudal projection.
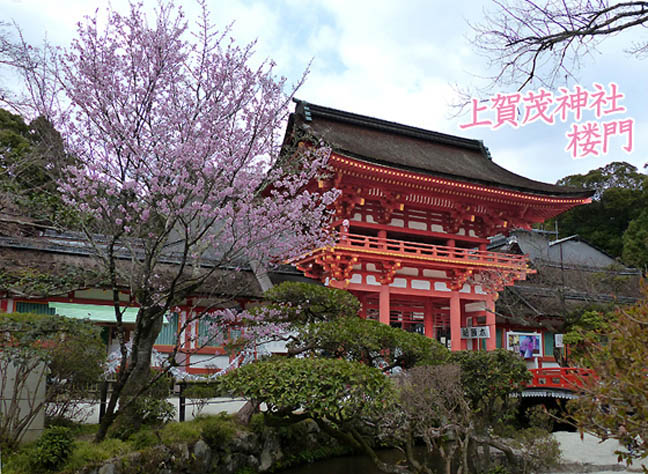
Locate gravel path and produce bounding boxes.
[548,432,645,473]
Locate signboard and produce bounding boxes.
[554,334,564,348]
[460,326,490,339]
[506,332,542,359]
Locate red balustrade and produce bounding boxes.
[337,232,530,271]
[527,367,597,391]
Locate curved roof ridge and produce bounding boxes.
[290,99,594,199]
[294,98,486,153]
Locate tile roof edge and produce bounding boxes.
[294,98,486,153]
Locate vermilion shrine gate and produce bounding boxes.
[287,101,592,352]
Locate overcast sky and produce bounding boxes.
[2,0,646,184]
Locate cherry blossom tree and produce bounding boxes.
[11,1,336,440]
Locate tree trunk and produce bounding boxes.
[236,400,259,425]
[95,307,164,441]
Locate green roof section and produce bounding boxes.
[50,302,140,324]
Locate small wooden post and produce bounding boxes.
[178,382,186,422]
[99,381,108,422]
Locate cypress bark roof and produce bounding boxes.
[290,100,593,199]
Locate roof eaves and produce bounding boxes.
[293,99,595,199]
[331,148,594,199]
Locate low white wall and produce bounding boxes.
[0,360,46,443]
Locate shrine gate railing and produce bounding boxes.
[527,367,597,391]
[335,233,530,271]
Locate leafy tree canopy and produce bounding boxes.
[546,162,648,262]
[261,281,361,324]
[0,109,75,227]
[563,309,616,363]
[569,295,648,466]
[450,349,530,426]
[287,316,449,371]
[253,282,448,371]
[0,312,105,448]
[221,357,393,428]
[226,283,538,474]
[557,162,648,199]
[622,207,648,270]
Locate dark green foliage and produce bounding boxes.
[127,429,159,450]
[622,207,648,270]
[31,426,74,472]
[0,109,77,227]
[133,397,176,426]
[526,405,555,432]
[0,312,105,447]
[486,466,510,474]
[288,316,449,370]
[200,414,237,447]
[0,266,109,299]
[450,349,530,426]
[563,309,616,363]
[0,108,31,162]
[549,162,648,262]
[569,297,648,465]
[261,281,361,323]
[556,161,647,198]
[271,444,351,471]
[221,357,393,428]
[183,382,220,399]
[259,282,448,370]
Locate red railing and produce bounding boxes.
[337,232,529,271]
[527,367,597,391]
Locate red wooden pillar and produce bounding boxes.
[450,292,461,351]
[424,299,434,339]
[358,293,367,319]
[485,297,496,351]
[379,285,390,325]
[377,228,390,326]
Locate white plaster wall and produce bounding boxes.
[189,354,231,370]
[411,280,430,290]
[0,360,46,444]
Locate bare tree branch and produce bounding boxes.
[471,1,648,91]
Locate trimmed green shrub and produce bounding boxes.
[63,438,130,472]
[200,415,237,447]
[159,421,202,445]
[31,426,74,471]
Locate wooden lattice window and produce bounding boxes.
[15,302,55,315]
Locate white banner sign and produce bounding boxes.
[461,326,490,339]
[554,334,564,348]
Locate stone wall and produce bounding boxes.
[81,419,349,474]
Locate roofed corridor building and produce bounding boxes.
[287,100,594,352]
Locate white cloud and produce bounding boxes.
[1,0,646,181]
